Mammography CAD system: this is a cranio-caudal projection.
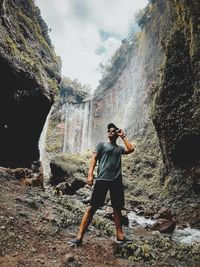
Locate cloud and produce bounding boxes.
[35,0,148,90]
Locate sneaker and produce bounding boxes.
[116,236,133,244]
[68,237,83,247]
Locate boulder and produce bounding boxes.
[153,207,173,220]
[150,219,176,233]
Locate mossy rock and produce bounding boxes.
[49,153,90,186]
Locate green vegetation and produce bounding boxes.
[135,4,152,29]
[46,114,65,154]
[98,42,131,91]
[116,240,156,264]
[60,76,90,103]
[92,215,115,236]
[1,2,60,96]
[121,122,163,204]
[116,233,200,265]
[51,153,90,174]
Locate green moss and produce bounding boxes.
[47,78,59,93]
[160,176,171,198]
[17,10,35,34]
[92,215,115,236]
[5,37,18,55]
[46,126,63,153]
[17,8,57,63]
[121,122,163,203]
[50,153,90,176]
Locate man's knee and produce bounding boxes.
[87,205,97,215]
[113,207,122,214]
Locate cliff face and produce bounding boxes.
[152,0,200,193]
[0,0,61,167]
[91,0,172,145]
[90,0,200,197]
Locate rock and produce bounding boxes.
[150,219,176,233]
[144,207,157,217]
[62,253,75,264]
[0,0,61,168]
[153,207,173,220]
[15,197,39,209]
[13,168,27,179]
[18,211,28,217]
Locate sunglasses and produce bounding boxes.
[108,130,115,133]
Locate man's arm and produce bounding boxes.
[117,129,136,154]
[87,153,98,186]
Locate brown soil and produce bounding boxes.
[0,172,200,267]
[0,176,143,267]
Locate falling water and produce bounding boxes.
[63,101,92,153]
[38,106,54,180]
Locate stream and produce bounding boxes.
[128,211,200,244]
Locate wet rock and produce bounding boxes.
[104,209,129,226]
[153,207,173,220]
[144,207,157,217]
[150,219,176,233]
[13,168,27,179]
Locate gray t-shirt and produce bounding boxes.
[94,142,125,181]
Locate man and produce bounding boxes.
[68,123,136,246]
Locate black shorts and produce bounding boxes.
[90,178,124,210]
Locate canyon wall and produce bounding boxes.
[90,0,172,146]
[152,0,200,192]
[0,0,61,167]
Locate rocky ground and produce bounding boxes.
[0,167,200,267]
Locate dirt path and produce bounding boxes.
[0,177,139,267]
[0,174,200,267]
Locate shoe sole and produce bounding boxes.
[67,241,82,247]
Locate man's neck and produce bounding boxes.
[108,138,117,145]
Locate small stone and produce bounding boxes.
[0,225,6,230]
[37,259,45,264]
[10,232,15,236]
[18,211,28,217]
[62,253,75,263]
[190,203,198,208]
[13,251,19,256]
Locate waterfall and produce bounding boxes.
[38,106,54,180]
[63,100,92,153]
[91,43,151,145]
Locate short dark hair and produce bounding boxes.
[107,123,119,131]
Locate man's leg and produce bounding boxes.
[77,205,97,240]
[69,180,107,245]
[77,180,108,240]
[113,208,124,240]
[110,178,125,240]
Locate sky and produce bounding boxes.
[35,0,148,91]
